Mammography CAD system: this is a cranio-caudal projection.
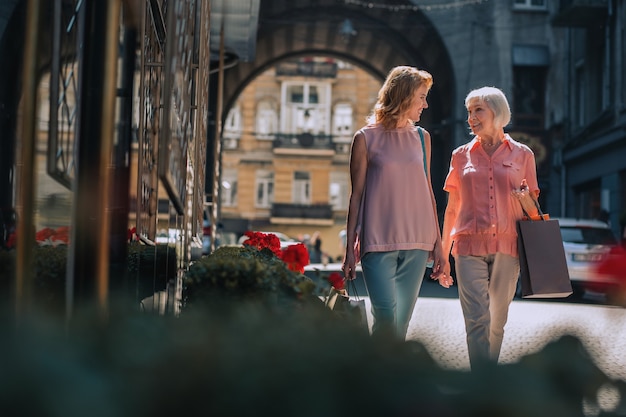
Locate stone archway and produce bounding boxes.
[219,0,456,203]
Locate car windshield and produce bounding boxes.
[560,226,617,245]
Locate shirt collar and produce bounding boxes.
[469,134,513,151]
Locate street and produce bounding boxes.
[307,264,626,380]
[400,289,626,413]
[412,280,626,377]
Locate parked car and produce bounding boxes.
[555,218,620,297]
[155,228,181,245]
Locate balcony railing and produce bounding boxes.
[275,61,338,78]
[273,133,334,150]
[271,203,333,220]
[552,0,608,27]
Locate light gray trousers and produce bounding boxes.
[454,253,520,369]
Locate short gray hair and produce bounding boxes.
[465,86,511,129]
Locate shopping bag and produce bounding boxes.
[326,280,368,333]
[517,217,572,298]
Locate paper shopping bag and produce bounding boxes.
[326,281,368,333]
[517,218,572,298]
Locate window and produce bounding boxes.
[329,171,349,210]
[256,100,278,140]
[220,169,238,207]
[575,63,586,128]
[223,105,242,139]
[332,103,353,139]
[255,170,274,208]
[293,171,311,204]
[560,226,617,245]
[623,24,626,109]
[513,0,547,11]
[221,105,242,149]
[512,66,546,130]
[574,179,601,219]
[281,82,331,135]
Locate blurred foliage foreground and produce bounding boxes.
[0,246,625,416]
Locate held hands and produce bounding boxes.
[429,243,453,288]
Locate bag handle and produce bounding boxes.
[346,278,361,301]
[417,126,427,177]
[519,192,546,222]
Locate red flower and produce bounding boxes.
[242,231,282,257]
[328,272,345,290]
[5,232,16,249]
[35,227,56,243]
[280,243,310,274]
[52,226,70,244]
[128,227,138,242]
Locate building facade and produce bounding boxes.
[1,0,625,313]
[216,0,626,254]
[219,58,381,260]
[552,0,626,239]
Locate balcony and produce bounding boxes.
[272,133,336,157]
[275,61,338,78]
[552,0,608,27]
[270,203,334,226]
[273,133,333,149]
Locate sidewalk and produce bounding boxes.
[362,296,626,381]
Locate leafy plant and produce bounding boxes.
[0,243,178,313]
[183,245,318,311]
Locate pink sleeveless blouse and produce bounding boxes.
[357,124,438,258]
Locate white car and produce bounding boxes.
[555,218,620,295]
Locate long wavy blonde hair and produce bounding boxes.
[368,66,433,130]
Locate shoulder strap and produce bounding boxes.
[417,127,427,177]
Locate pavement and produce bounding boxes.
[401,291,626,380]
[349,280,626,412]
[305,264,626,380]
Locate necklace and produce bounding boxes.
[481,140,501,147]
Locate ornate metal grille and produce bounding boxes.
[48,0,84,189]
[192,0,209,243]
[137,0,207,261]
[159,0,195,216]
[137,0,166,242]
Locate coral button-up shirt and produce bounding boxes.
[443,135,539,257]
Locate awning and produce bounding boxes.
[210,0,260,62]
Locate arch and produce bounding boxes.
[218,0,456,203]
[222,0,455,127]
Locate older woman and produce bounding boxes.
[441,86,539,369]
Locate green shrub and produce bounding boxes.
[0,244,178,313]
[126,244,177,300]
[183,245,318,311]
[0,305,620,417]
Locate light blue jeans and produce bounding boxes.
[454,253,519,369]
[360,249,428,339]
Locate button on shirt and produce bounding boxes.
[443,135,539,257]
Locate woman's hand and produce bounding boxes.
[512,178,540,218]
[433,269,454,288]
[429,242,454,288]
[342,251,357,281]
